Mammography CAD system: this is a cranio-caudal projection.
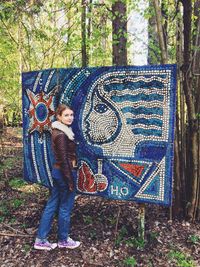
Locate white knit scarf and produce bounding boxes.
[51,121,75,141]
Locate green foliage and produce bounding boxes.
[0,195,25,222]
[89,229,97,240]
[168,250,195,267]
[148,231,159,242]
[9,178,27,189]
[10,198,25,209]
[0,19,21,120]
[22,244,31,253]
[9,217,17,224]
[0,201,10,222]
[115,225,128,246]
[21,223,28,229]
[143,4,155,20]
[0,158,21,177]
[83,215,93,225]
[3,158,17,169]
[187,234,200,245]
[125,236,146,249]
[123,256,137,267]
[107,215,117,225]
[0,0,143,114]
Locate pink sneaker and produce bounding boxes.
[58,237,80,249]
[34,240,57,251]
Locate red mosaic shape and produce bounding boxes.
[78,162,97,193]
[119,163,145,178]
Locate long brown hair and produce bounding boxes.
[55,104,73,119]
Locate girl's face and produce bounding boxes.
[58,108,74,126]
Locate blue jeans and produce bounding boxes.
[37,168,76,241]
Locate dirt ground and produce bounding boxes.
[0,128,200,267]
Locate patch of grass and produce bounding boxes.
[9,217,17,224]
[187,234,200,245]
[107,216,117,225]
[1,157,19,170]
[146,259,154,267]
[21,223,28,229]
[9,178,27,189]
[0,216,5,223]
[115,226,128,246]
[10,198,25,209]
[89,229,97,240]
[0,157,22,177]
[0,197,25,222]
[0,202,10,222]
[168,249,195,267]
[123,256,137,267]
[22,244,31,253]
[125,236,146,249]
[148,231,159,242]
[0,204,9,216]
[0,158,10,171]
[83,215,93,225]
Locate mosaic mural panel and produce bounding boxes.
[22,65,176,205]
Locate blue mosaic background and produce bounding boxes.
[22,65,176,205]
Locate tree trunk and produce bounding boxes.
[161,0,168,56]
[192,0,200,220]
[193,1,200,114]
[173,1,185,217]
[173,126,182,216]
[148,0,160,64]
[87,0,93,64]
[112,0,127,66]
[152,0,168,64]
[198,116,200,220]
[81,0,88,67]
[181,0,199,221]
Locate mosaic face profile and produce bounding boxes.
[83,89,121,145]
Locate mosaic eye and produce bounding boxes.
[94,103,108,113]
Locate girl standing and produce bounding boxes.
[34,104,80,250]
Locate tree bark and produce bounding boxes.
[152,0,168,64]
[181,0,199,221]
[173,1,186,217]
[193,1,200,114]
[192,0,200,220]
[148,0,160,64]
[112,0,127,66]
[81,0,88,67]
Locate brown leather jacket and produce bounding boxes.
[51,128,77,188]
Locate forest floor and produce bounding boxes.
[0,128,200,267]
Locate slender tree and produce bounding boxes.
[81,0,88,67]
[180,0,199,221]
[152,0,168,64]
[112,0,127,66]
